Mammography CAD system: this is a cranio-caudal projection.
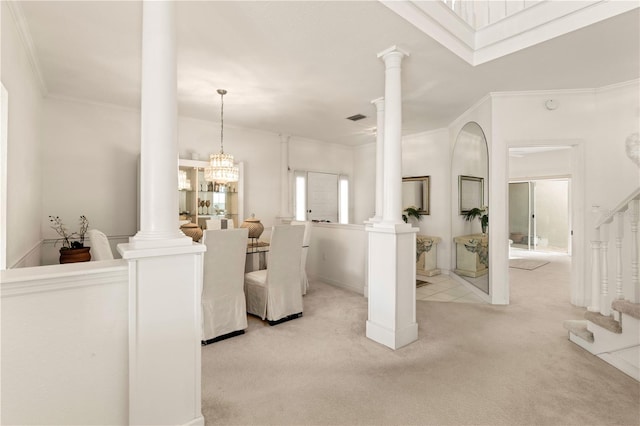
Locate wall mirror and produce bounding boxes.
[402,176,430,215]
[459,175,484,214]
[451,122,489,294]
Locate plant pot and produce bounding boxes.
[59,247,91,264]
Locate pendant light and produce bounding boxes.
[204,89,239,183]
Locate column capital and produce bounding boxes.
[377,45,410,60]
[371,97,385,109]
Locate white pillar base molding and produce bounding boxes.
[118,243,206,426]
[276,216,294,225]
[366,225,418,350]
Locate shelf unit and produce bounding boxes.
[178,159,244,230]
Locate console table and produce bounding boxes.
[454,233,488,278]
[416,235,441,277]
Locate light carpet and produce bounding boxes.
[509,258,549,270]
[201,258,639,425]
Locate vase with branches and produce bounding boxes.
[462,206,488,234]
[49,215,91,263]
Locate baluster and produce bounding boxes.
[588,236,601,313]
[600,223,610,316]
[631,199,639,303]
[615,211,625,300]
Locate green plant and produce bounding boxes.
[462,206,488,229]
[48,215,89,249]
[402,206,422,223]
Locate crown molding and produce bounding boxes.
[6,0,48,96]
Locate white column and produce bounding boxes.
[631,200,639,303]
[368,98,384,223]
[588,237,601,313]
[378,46,409,225]
[366,46,417,350]
[600,224,610,316]
[132,0,189,248]
[117,2,205,425]
[615,211,625,300]
[277,134,292,224]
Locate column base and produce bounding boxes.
[366,320,418,350]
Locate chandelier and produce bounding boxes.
[204,89,239,183]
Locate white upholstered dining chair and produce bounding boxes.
[244,225,304,325]
[291,220,311,295]
[201,228,249,344]
[87,229,114,261]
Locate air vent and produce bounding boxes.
[346,114,367,121]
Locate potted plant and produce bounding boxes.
[402,206,422,224]
[462,206,488,234]
[49,215,91,263]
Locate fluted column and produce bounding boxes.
[132,0,189,248]
[278,134,292,224]
[369,98,384,223]
[378,46,409,225]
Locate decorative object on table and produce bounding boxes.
[205,200,211,215]
[180,223,203,242]
[204,89,239,183]
[48,215,91,263]
[462,205,489,234]
[402,206,422,224]
[240,213,264,239]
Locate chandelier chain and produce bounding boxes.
[219,90,224,154]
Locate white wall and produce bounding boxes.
[2,2,44,268]
[493,80,640,306]
[509,148,572,180]
[307,223,367,294]
[40,98,140,264]
[353,142,376,223]
[1,261,129,424]
[402,128,451,272]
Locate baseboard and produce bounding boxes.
[182,415,205,426]
[309,273,364,295]
[598,348,640,381]
[9,239,42,269]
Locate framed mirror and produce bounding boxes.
[459,175,484,214]
[402,176,430,215]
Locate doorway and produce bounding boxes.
[509,178,570,254]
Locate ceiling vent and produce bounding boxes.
[346,114,366,121]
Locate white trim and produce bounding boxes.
[6,0,48,96]
[309,273,364,296]
[0,83,7,270]
[8,239,42,269]
[1,260,127,297]
[447,93,492,129]
[506,138,586,307]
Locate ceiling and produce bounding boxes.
[15,1,640,146]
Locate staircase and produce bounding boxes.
[564,188,640,381]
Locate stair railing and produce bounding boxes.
[589,188,640,316]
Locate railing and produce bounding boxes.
[589,188,640,316]
[441,0,539,29]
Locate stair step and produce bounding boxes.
[563,320,594,343]
[584,311,622,333]
[612,299,640,320]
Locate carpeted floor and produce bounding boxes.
[201,253,640,425]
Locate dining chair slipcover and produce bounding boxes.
[202,228,249,342]
[244,225,304,322]
[291,220,312,295]
[87,229,114,261]
[206,218,234,230]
